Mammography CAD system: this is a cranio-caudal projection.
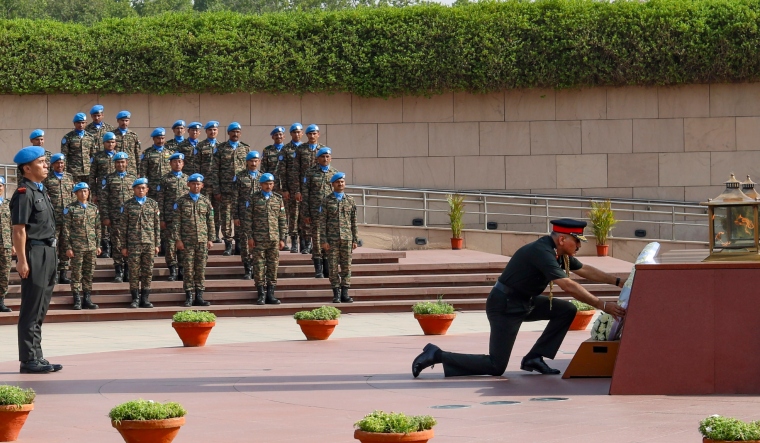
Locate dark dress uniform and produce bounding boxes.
[11,177,58,367]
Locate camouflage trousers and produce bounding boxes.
[109,213,125,266]
[217,193,234,241]
[237,229,253,267]
[164,225,181,267]
[127,243,155,291]
[55,224,69,272]
[204,188,221,238]
[285,198,299,237]
[181,242,208,291]
[0,247,10,298]
[327,239,353,288]
[70,249,97,292]
[252,240,279,287]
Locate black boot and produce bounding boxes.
[301,237,312,255]
[223,240,233,256]
[167,265,177,282]
[184,291,193,307]
[129,290,139,308]
[322,256,330,278]
[265,283,281,305]
[82,291,99,309]
[139,288,153,308]
[290,236,298,253]
[332,287,341,303]
[313,258,324,278]
[72,291,82,310]
[255,286,266,305]
[340,286,354,303]
[194,288,211,307]
[299,236,306,254]
[0,298,11,313]
[177,266,184,281]
[234,242,241,256]
[59,270,71,284]
[123,264,130,282]
[101,239,111,258]
[113,264,123,283]
[243,264,252,280]
[213,226,222,243]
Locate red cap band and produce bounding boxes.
[552,225,584,235]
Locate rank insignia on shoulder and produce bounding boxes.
[17,187,26,194]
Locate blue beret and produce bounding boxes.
[290,123,303,132]
[204,121,219,130]
[259,173,275,183]
[172,120,186,129]
[270,126,285,136]
[73,112,87,123]
[330,172,346,183]
[0,177,6,185]
[102,132,115,142]
[116,110,131,120]
[227,122,241,132]
[169,152,185,161]
[113,152,128,161]
[305,124,319,133]
[132,178,148,187]
[188,173,204,183]
[72,182,89,193]
[50,153,65,164]
[151,127,166,138]
[14,146,46,165]
[29,129,44,140]
[317,147,332,158]
[188,122,202,129]
[246,151,260,161]
[90,104,104,115]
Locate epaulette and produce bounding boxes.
[17,187,26,194]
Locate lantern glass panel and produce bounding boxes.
[713,205,756,249]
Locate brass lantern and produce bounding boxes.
[701,174,760,261]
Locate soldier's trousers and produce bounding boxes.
[70,249,97,292]
[109,214,125,266]
[181,242,208,291]
[127,244,155,291]
[0,247,11,298]
[286,198,299,237]
[55,224,69,272]
[219,193,234,241]
[252,241,279,287]
[165,226,180,267]
[327,239,353,288]
[18,244,56,362]
[238,230,253,267]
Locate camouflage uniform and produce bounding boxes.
[100,171,137,266]
[139,146,174,200]
[113,129,141,176]
[317,193,358,289]
[61,202,101,293]
[245,191,286,288]
[0,198,12,302]
[303,165,338,259]
[173,193,215,292]
[232,169,261,269]
[164,137,183,152]
[195,139,220,230]
[61,130,97,184]
[158,171,188,268]
[89,150,117,246]
[210,141,250,242]
[289,143,322,239]
[43,171,75,273]
[85,121,115,152]
[175,139,199,175]
[281,141,301,237]
[119,197,160,291]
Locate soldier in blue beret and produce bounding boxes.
[317,172,357,303]
[139,128,172,203]
[0,175,12,313]
[195,121,222,243]
[86,104,115,152]
[232,150,262,280]
[114,110,141,177]
[261,125,297,252]
[62,114,97,187]
[44,153,75,285]
[165,120,186,152]
[29,129,52,166]
[100,151,136,283]
[89,131,119,259]
[302,147,337,279]
[290,124,323,256]
[158,151,188,282]
[175,122,202,175]
[62,182,101,311]
[281,123,305,253]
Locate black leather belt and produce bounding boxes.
[494,280,509,293]
[30,238,56,247]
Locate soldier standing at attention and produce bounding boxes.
[211,122,250,256]
[29,130,52,166]
[158,153,188,282]
[100,152,136,283]
[302,147,337,279]
[232,150,261,280]
[290,124,322,256]
[174,173,214,307]
[261,126,288,250]
[318,172,357,304]
[113,110,141,176]
[139,127,173,202]
[176,122,202,175]
[62,183,101,310]
[282,123,303,253]
[195,121,221,243]
[89,132,118,259]
[164,120,185,152]
[85,104,115,152]
[62,113,97,186]
[120,178,160,309]
[0,177,14,313]
[44,153,74,285]
[11,146,62,374]
[245,173,286,305]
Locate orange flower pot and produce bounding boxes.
[354,429,434,443]
[569,310,596,331]
[596,244,609,257]
[704,440,760,443]
[172,322,215,347]
[0,404,33,442]
[450,238,463,250]
[112,417,185,443]
[297,319,338,340]
[414,313,456,335]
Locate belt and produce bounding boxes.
[494,280,509,293]
[30,238,56,247]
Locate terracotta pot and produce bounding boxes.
[414,313,456,335]
[112,417,185,443]
[297,319,338,340]
[0,404,33,442]
[569,310,596,331]
[171,322,215,347]
[355,429,434,443]
[450,238,463,250]
[703,439,760,443]
[596,244,609,257]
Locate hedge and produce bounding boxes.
[1,0,759,97]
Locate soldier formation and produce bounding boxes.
[0,105,360,312]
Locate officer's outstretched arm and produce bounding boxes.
[572,264,619,287]
[554,277,626,319]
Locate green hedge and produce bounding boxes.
[1,0,759,97]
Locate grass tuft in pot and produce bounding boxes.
[699,415,760,441]
[569,300,595,311]
[446,194,465,240]
[355,410,436,434]
[109,400,187,424]
[587,200,617,246]
[413,296,455,315]
[294,306,341,321]
[0,386,35,408]
[172,310,216,323]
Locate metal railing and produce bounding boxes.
[0,165,18,198]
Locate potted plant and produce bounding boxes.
[171,310,216,347]
[569,300,596,331]
[294,306,341,340]
[354,410,436,443]
[699,414,760,442]
[0,386,35,442]
[412,296,456,335]
[587,199,617,257]
[110,399,187,443]
[446,194,465,250]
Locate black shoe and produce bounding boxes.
[139,288,153,308]
[313,258,324,278]
[242,265,252,280]
[290,236,298,253]
[301,238,312,255]
[194,289,211,307]
[223,240,233,256]
[100,240,111,258]
[412,343,441,378]
[129,290,139,308]
[82,291,98,309]
[59,270,71,284]
[0,298,11,313]
[265,284,280,305]
[38,358,62,372]
[113,264,123,283]
[322,256,330,278]
[520,356,561,375]
[184,291,193,308]
[255,286,265,305]
[167,265,177,282]
[332,287,341,303]
[72,291,82,310]
[20,360,53,374]
[340,286,353,303]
